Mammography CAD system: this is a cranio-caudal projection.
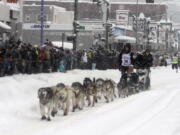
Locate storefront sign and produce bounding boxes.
[116,10,129,24]
[30,24,50,29]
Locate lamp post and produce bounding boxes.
[20,0,24,42]
[40,0,44,46]
[146,19,150,49]
[104,1,110,49]
[136,0,139,50]
[73,0,78,51]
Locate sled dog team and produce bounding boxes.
[38,77,133,121]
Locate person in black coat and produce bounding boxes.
[143,49,153,68]
[135,49,153,69]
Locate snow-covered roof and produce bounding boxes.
[0,1,20,11]
[114,25,133,31]
[159,18,172,23]
[8,3,20,11]
[0,21,11,30]
[114,35,136,43]
[24,4,66,11]
[23,0,167,5]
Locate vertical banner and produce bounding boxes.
[149,23,157,43]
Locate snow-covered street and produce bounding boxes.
[0,67,180,135]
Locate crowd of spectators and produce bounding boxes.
[0,41,119,77]
[0,39,179,77]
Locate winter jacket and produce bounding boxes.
[59,61,65,72]
[135,53,153,68]
[172,56,178,64]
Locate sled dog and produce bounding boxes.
[102,79,116,103]
[51,83,66,117]
[54,85,76,116]
[95,78,105,101]
[71,82,86,111]
[85,79,97,107]
[38,87,55,121]
[83,77,92,88]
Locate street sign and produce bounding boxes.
[103,23,113,27]
[79,25,85,30]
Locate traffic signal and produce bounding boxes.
[73,21,80,33]
[146,0,154,3]
[67,35,76,41]
[73,21,85,33]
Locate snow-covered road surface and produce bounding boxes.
[0,67,180,135]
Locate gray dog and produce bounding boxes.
[102,79,116,103]
[71,82,86,111]
[38,87,55,121]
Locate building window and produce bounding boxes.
[37,15,48,22]
[25,15,31,22]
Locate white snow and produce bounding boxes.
[0,67,180,135]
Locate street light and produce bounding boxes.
[135,0,139,50]
[73,0,78,51]
[40,0,44,46]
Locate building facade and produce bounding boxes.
[22,0,167,49]
[0,0,20,46]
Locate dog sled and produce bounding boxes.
[117,67,151,97]
[136,68,151,91]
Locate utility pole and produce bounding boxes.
[40,0,44,46]
[157,24,160,51]
[105,3,110,49]
[62,32,65,49]
[147,21,150,49]
[20,0,24,41]
[136,0,139,50]
[73,0,78,51]
[165,12,168,52]
[101,0,110,49]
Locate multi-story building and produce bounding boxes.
[22,4,74,45]
[23,0,167,49]
[0,0,20,46]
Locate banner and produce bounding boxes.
[7,0,19,3]
[116,10,129,25]
[149,23,157,43]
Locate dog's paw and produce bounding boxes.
[41,115,46,120]
[47,117,51,121]
[51,111,57,117]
